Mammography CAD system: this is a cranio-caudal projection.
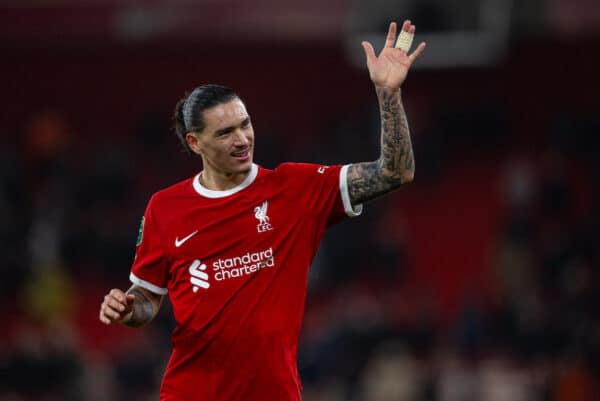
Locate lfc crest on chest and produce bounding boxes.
[253,200,274,233]
[171,198,278,257]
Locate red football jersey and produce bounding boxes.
[130,163,362,401]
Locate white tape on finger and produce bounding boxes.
[395,31,414,52]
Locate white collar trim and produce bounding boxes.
[193,164,258,198]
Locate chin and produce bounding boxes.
[233,159,253,174]
[241,161,253,173]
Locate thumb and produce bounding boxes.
[361,41,376,65]
[126,294,136,306]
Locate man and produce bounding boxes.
[99,20,425,401]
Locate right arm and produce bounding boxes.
[99,285,164,328]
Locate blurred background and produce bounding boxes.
[1,0,599,400]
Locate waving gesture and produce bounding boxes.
[362,20,426,89]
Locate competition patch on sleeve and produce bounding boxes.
[136,216,145,246]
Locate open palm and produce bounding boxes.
[362,20,426,89]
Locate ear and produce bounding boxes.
[186,132,203,156]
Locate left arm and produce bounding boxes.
[347,20,426,205]
[347,86,414,204]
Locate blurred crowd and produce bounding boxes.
[1,67,599,401]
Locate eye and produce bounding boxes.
[216,129,232,137]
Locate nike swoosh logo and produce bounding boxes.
[175,230,199,247]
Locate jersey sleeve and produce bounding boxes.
[129,196,169,295]
[278,163,363,225]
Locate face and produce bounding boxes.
[186,98,254,177]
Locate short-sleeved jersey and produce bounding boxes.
[130,163,362,401]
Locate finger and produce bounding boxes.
[409,24,416,34]
[409,42,427,62]
[109,289,127,303]
[100,305,121,322]
[401,20,411,33]
[361,41,376,65]
[102,304,123,321]
[384,22,397,48]
[99,313,112,325]
[104,294,124,310]
[107,298,126,312]
[395,29,414,52]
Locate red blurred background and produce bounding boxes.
[1,1,599,400]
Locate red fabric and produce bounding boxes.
[131,163,352,401]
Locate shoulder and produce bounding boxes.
[269,163,344,194]
[274,162,344,179]
[147,176,196,211]
[273,162,327,178]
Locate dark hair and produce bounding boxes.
[174,84,239,153]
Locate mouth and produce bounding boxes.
[231,148,251,162]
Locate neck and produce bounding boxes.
[200,166,251,191]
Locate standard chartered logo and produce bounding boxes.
[188,248,275,293]
[188,260,210,293]
[212,247,274,281]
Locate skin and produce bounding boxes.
[186,99,255,191]
[99,20,425,328]
[99,286,163,327]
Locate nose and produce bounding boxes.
[233,129,250,146]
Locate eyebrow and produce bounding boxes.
[214,117,250,136]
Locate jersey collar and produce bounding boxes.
[193,164,258,198]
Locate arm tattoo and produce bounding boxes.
[348,87,415,205]
[123,288,155,328]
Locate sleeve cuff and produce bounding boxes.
[339,165,363,217]
[130,272,168,295]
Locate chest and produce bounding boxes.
[163,189,308,264]
[161,190,314,313]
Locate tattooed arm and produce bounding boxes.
[347,87,414,204]
[99,285,163,328]
[348,20,425,205]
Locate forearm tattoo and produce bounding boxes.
[123,288,155,328]
[348,87,415,204]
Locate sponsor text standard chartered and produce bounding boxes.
[212,247,274,281]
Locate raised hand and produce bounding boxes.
[361,20,426,89]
